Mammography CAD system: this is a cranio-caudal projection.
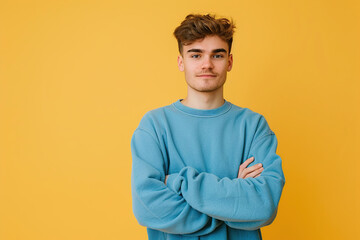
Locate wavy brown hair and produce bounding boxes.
[174,14,236,55]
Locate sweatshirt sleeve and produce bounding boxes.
[165,117,285,230]
[131,128,222,235]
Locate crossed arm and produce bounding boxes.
[165,156,263,184]
[131,125,285,236]
[131,128,222,236]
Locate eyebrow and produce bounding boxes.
[187,48,228,54]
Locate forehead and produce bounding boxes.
[183,35,229,53]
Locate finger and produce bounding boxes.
[253,169,263,178]
[239,162,262,178]
[244,167,264,179]
[241,157,255,168]
[237,157,255,178]
[254,173,261,178]
[243,163,263,174]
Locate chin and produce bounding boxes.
[193,85,223,93]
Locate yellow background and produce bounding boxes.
[1,0,359,239]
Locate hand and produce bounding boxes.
[237,157,263,179]
[165,175,169,185]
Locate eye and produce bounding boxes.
[213,54,224,59]
[191,54,201,59]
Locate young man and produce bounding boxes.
[131,14,285,240]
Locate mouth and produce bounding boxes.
[196,74,217,78]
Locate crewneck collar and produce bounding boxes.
[172,99,232,117]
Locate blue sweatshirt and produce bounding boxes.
[131,99,285,240]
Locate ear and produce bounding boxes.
[177,55,184,72]
[227,54,233,72]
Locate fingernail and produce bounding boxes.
[258,163,262,167]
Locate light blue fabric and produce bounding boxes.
[131,99,285,239]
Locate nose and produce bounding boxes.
[201,56,214,69]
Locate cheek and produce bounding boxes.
[221,63,230,73]
[184,70,193,80]
[184,65,196,75]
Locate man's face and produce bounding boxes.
[177,35,233,93]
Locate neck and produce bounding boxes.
[181,87,225,110]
